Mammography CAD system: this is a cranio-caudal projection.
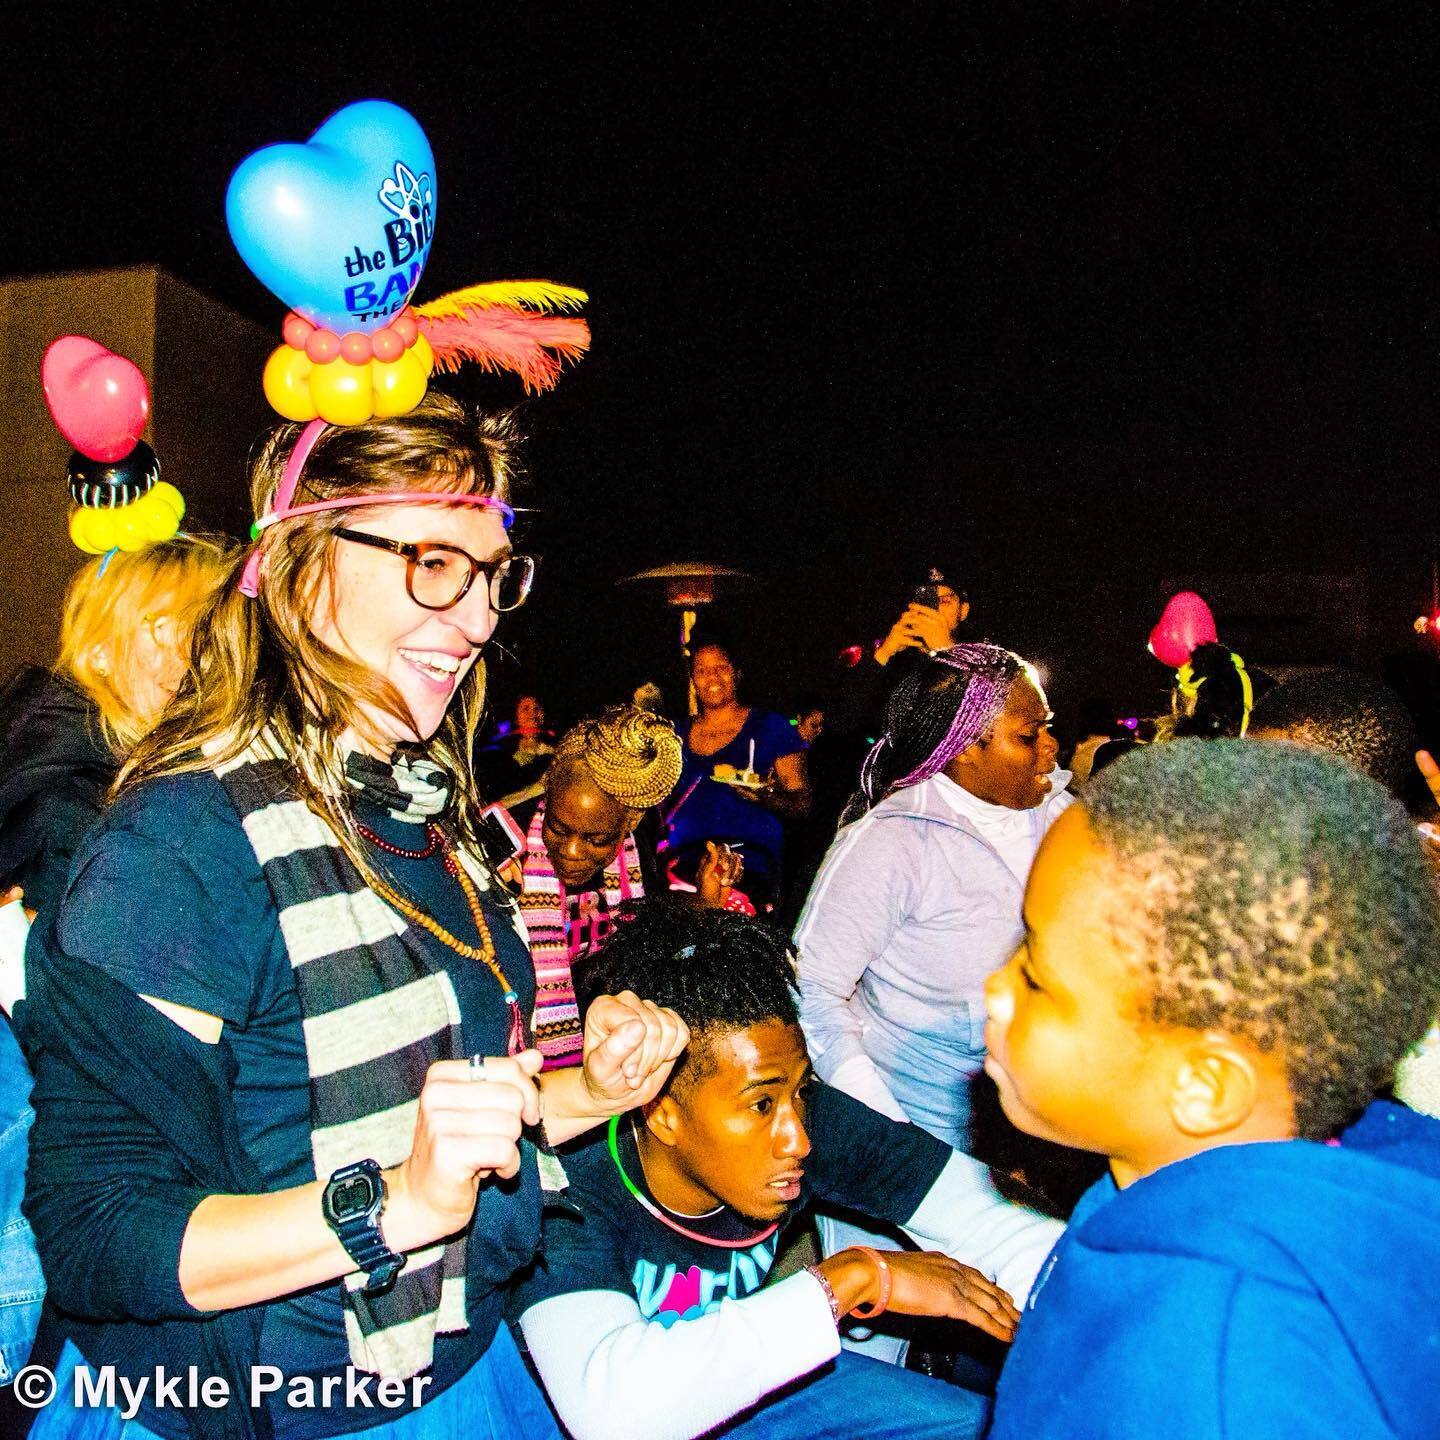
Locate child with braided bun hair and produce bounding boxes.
[524,705,743,1067]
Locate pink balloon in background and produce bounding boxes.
[42,336,150,462]
[1148,591,1218,668]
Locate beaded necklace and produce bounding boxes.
[606,1115,779,1249]
[359,820,527,1055]
[354,819,441,859]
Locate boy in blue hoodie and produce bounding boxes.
[985,739,1440,1440]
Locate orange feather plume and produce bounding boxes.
[412,284,591,392]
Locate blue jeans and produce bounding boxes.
[31,1327,560,1440]
[717,1349,991,1440]
[0,1011,43,1384]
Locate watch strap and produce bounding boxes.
[325,1161,406,1298]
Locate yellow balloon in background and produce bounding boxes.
[113,508,148,552]
[140,493,182,542]
[308,358,374,426]
[69,508,103,553]
[68,487,186,555]
[150,481,186,521]
[411,332,434,377]
[90,510,120,553]
[264,346,318,421]
[371,349,430,417]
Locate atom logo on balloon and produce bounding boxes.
[378,161,434,249]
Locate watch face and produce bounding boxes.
[331,1174,379,1220]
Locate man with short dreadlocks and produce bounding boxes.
[516,900,1061,1440]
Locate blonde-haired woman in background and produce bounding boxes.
[0,534,233,911]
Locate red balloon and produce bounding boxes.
[340,332,374,364]
[283,312,316,348]
[42,336,150,463]
[305,329,341,363]
[1148,591,1218,668]
[392,311,419,345]
[370,328,404,362]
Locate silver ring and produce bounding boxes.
[468,1054,487,1080]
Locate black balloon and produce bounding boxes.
[67,441,160,508]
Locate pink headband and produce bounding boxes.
[238,419,515,598]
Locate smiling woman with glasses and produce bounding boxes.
[19,393,687,1440]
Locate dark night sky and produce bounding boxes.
[7,2,1440,732]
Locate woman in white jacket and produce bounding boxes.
[795,645,1071,1365]
[796,644,1070,1149]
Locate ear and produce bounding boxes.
[644,1091,683,1150]
[85,642,111,679]
[948,735,988,779]
[958,600,972,624]
[1169,1035,1260,1138]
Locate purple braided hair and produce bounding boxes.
[855,644,1027,814]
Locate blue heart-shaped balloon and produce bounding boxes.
[226,100,437,334]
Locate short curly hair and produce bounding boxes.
[573,898,799,1091]
[1085,739,1440,1139]
[1248,667,1418,803]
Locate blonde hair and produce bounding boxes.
[120,393,522,863]
[56,533,234,754]
[550,705,683,812]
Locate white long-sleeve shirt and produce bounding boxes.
[518,1088,1063,1440]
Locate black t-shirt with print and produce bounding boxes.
[520,1082,947,1325]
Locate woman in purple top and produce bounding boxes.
[665,641,811,908]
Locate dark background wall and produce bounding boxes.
[5,3,1440,742]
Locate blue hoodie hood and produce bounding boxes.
[992,1101,1440,1440]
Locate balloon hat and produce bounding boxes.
[1147,591,1218,669]
[226,99,591,425]
[41,337,186,555]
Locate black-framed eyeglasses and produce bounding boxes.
[335,529,536,612]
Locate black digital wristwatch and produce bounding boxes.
[322,1159,406,1297]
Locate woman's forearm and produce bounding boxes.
[177,1167,451,1312]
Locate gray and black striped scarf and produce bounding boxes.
[215,739,479,1380]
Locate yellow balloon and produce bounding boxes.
[263,346,318,421]
[113,507,148,552]
[308,358,375,426]
[371,351,430,418]
[411,332,434,377]
[89,509,119,553]
[140,494,181,542]
[150,481,186,521]
[69,509,103,554]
